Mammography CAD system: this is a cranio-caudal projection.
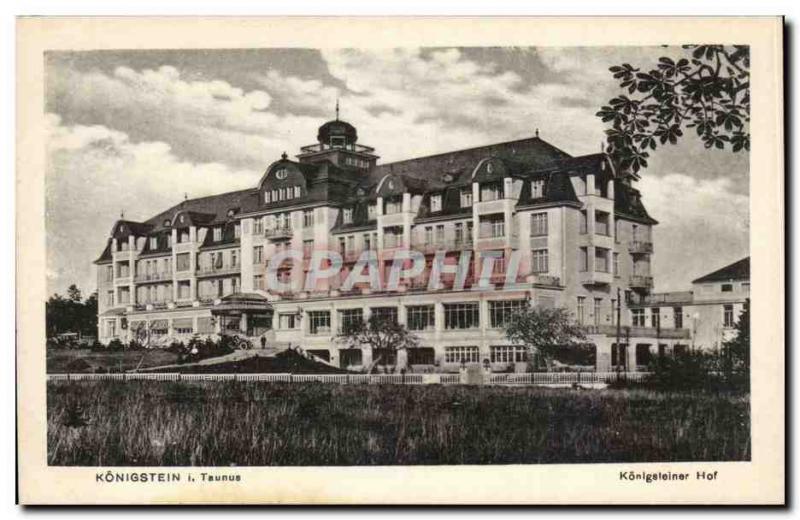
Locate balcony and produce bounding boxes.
[629,240,654,255]
[413,239,474,254]
[525,273,561,287]
[579,270,613,286]
[298,142,376,154]
[196,264,242,278]
[629,274,654,290]
[264,226,293,241]
[475,231,519,250]
[582,324,691,340]
[134,271,173,283]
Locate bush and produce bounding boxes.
[106,338,125,351]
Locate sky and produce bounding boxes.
[45,46,749,296]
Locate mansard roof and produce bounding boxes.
[692,257,750,284]
[370,136,570,187]
[614,182,658,225]
[144,188,257,233]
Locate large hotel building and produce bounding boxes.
[95,116,709,372]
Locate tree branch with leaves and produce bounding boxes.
[503,306,586,371]
[597,45,750,175]
[336,314,419,373]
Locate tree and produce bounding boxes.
[597,45,750,175]
[67,284,82,303]
[336,314,419,373]
[720,299,750,391]
[503,306,586,370]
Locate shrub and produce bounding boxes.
[106,338,125,352]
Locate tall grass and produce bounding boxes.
[47,381,750,466]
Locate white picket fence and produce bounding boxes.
[47,371,649,385]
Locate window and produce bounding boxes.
[444,302,480,329]
[308,311,331,335]
[651,308,660,329]
[576,296,586,325]
[176,253,190,272]
[480,215,505,238]
[253,274,264,291]
[341,208,353,224]
[580,210,588,234]
[149,237,158,249]
[346,236,355,254]
[177,281,191,300]
[264,191,271,203]
[231,250,239,267]
[253,217,264,235]
[489,300,527,328]
[721,283,733,292]
[338,308,363,334]
[213,227,222,241]
[491,345,527,363]
[460,189,473,208]
[480,182,502,202]
[531,179,545,198]
[174,318,194,335]
[253,246,263,264]
[595,248,610,273]
[631,308,646,327]
[424,226,433,246]
[579,247,588,272]
[368,204,377,220]
[303,209,314,227]
[611,299,617,325]
[742,282,750,292]
[105,265,114,283]
[490,252,506,274]
[445,346,479,364]
[234,224,241,239]
[532,249,548,273]
[673,307,683,329]
[435,224,445,244]
[408,348,435,365]
[371,307,398,324]
[166,234,172,247]
[303,240,314,259]
[407,305,435,331]
[636,344,652,367]
[430,194,442,212]
[294,186,301,198]
[338,237,346,256]
[613,252,620,277]
[179,230,190,243]
[595,211,610,236]
[106,290,114,307]
[384,227,403,248]
[723,304,735,327]
[385,198,402,215]
[279,313,298,330]
[594,298,602,326]
[611,344,628,367]
[531,212,548,236]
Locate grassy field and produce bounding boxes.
[47,381,750,466]
[47,348,180,373]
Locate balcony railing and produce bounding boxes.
[264,226,293,240]
[629,240,654,255]
[298,142,376,154]
[582,324,690,340]
[196,264,241,277]
[134,271,173,283]
[413,239,474,254]
[629,274,654,289]
[579,270,613,286]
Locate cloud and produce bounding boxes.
[45,114,259,295]
[641,173,749,291]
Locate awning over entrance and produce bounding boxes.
[211,292,272,315]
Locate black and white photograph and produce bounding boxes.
[15,16,784,505]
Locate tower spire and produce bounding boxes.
[335,98,340,121]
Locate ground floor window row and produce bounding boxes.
[294,300,533,335]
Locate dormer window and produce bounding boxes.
[367,203,377,220]
[275,168,288,180]
[343,208,353,225]
[213,227,222,241]
[149,237,158,249]
[163,219,171,227]
[460,189,473,208]
[430,194,442,212]
[264,191,271,203]
[331,136,346,148]
[531,179,546,199]
[234,224,241,239]
[294,186,301,198]
[227,208,236,218]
